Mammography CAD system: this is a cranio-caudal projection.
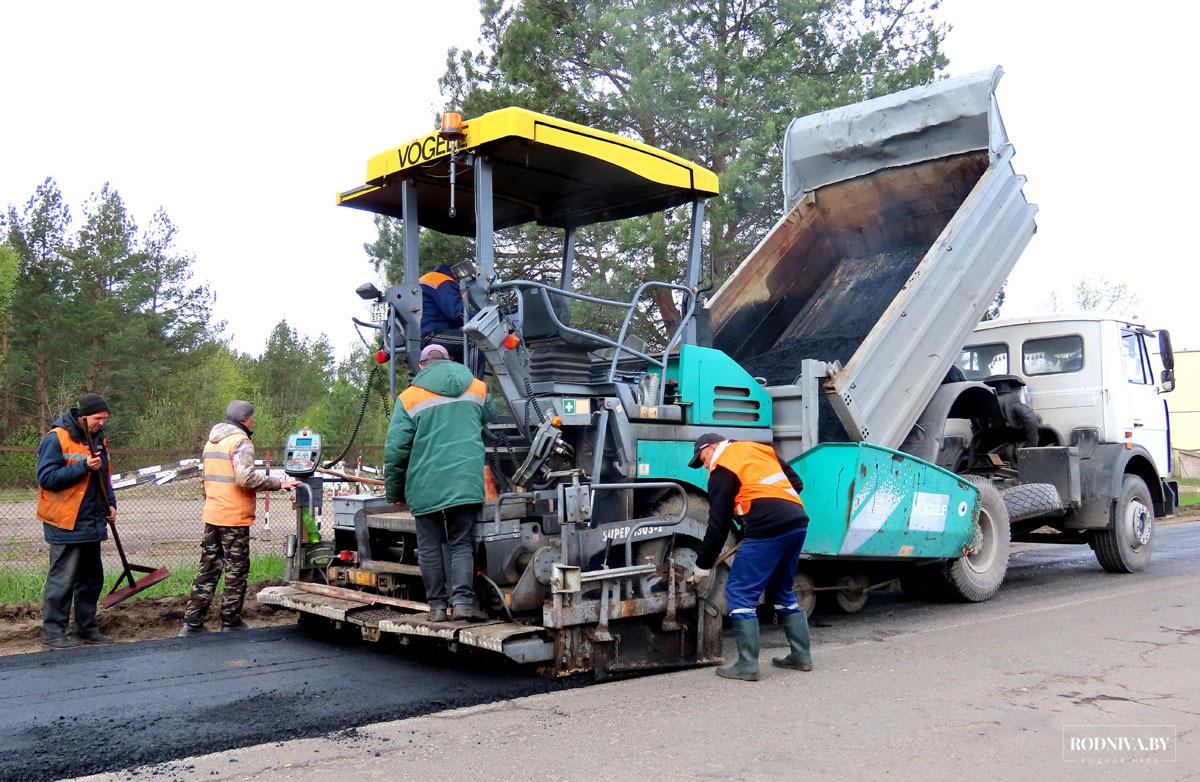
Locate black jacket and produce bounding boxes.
[695,448,807,569]
[37,410,116,544]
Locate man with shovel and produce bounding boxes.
[180,401,298,635]
[35,393,118,649]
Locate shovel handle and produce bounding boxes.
[83,426,136,593]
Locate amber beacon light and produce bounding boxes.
[440,112,465,140]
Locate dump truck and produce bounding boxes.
[258,67,1178,677]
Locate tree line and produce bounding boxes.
[3,0,950,461]
[0,179,391,460]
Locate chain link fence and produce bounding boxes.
[0,445,386,604]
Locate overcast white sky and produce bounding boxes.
[2,1,1196,358]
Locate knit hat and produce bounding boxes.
[420,343,449,363]
[225,400,255,423]
[78,393,109,417]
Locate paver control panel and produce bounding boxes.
[283,429,322,477]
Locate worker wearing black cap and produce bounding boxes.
[35,392,117,649]
[688,433,812,680]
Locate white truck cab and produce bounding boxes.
[943,313,1179,574]
[963,313,1175,475]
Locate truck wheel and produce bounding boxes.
[831,571,870,613]
[792,570,817,616]
[1091,474,1154,573]
[939,475,1010,602]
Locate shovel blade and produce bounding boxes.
[100,566,172,608]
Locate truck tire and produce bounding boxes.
[1001,483,1064,524]
[791,570,817,616]
[1090,474,1154,573]
[939,475,1010,602]
[830,571,870,613]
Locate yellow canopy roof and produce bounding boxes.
[337,107,719,235]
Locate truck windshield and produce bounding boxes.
[1023,335,1084,375]
[957,342,1009,380]
[1120,330,1149,384]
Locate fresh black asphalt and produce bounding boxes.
[3,521,1197,781]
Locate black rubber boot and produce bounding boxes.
[453,605,488,622]
[771,611,813,671]
[716,619,760,681]
[178,623,207,637]
[42,634,80,650]
[77,630,113,645]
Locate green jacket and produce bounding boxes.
[384,361,492,515]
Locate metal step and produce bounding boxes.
[256,584,554,664]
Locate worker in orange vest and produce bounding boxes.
[36,393,117,649]
[420,264,465,361]
[180,400,298,635]
[689,433,812,680]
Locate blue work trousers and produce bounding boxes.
[725,526,807,620]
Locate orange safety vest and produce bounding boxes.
[709,440,804,517]
[419,271,456,289]
[37,428,109,530]
[201,433,257,527]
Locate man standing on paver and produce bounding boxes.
[36,393,118,649]
[180,401,298,635]
[385,344,491,622]
[688,433,813,680]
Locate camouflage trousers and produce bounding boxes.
[183,523,250,628]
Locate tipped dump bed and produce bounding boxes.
[708,68,1037,448]
[713,151,989,381]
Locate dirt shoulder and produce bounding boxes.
[0,580,295,656]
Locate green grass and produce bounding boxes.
[0,554,284,606]
[1176,477,1200,488]
[1180,492,1200,508]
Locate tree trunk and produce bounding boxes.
[653,288,682,341]
[34,334,49,434]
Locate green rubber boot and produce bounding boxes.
[772,611,813,671]
[716,619,760,681]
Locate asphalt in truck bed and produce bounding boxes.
[5,520,1199,781]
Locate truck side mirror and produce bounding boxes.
[1159,367,1176,394]
[1158,329,1175,370]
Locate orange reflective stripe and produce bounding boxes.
[419,271,455,288]
[202,433,257,526]
[400,380,487,416]
[466,378,488,401]
[36,428,95,530]
[399,385,440,413]
[711,441,804,515]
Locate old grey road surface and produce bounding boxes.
[10,521,1200,782]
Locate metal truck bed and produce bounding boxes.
[708,67,1037,449]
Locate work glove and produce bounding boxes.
[689,566,711,584]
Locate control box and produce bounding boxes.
[283,429,322,477]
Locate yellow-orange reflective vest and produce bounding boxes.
[36,428,107,530]
[709,440,804,517]
[202,433,257,527]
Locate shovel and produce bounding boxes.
[101,522,172,607]
[81,425,172,608]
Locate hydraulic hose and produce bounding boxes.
[323,363,380,469]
